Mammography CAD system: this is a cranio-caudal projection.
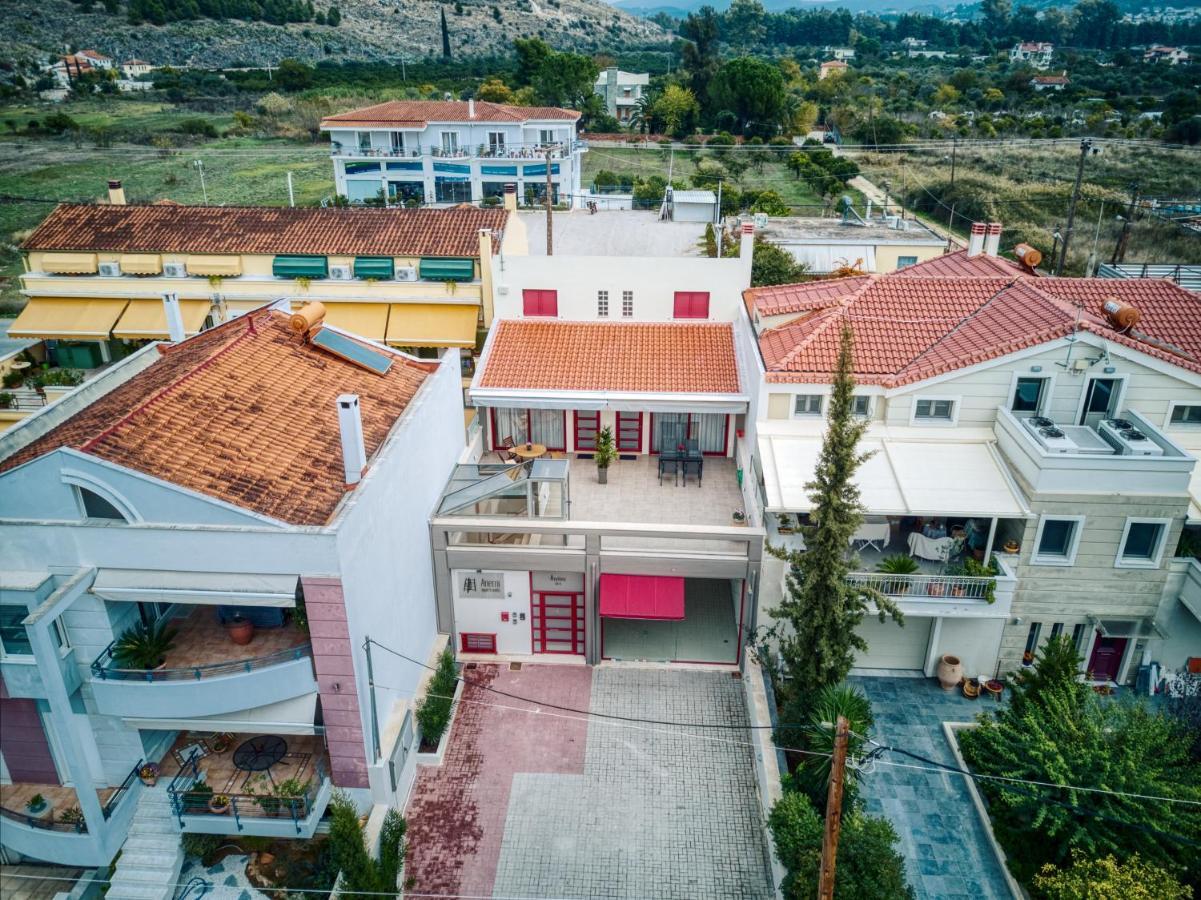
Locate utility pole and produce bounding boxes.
[949,136,958,188]
[818,716,850,900]
[545,144,555,256]
[1111,182,1139,265]
[193,159,208,205]
[286,171,295,207]
[363,638,381,762]
[1056,138,1096,276]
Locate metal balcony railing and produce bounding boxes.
[845,571,994,601]
[91,642,313,682]
[330,140,585,160]
[0,803,87,833]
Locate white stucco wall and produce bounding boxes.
[451,569,533,655]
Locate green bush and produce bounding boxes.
[176,117,219,138]
[181,832,222,863]
[327,793,406,895]
[30,368,84,388]
[1034,852,1191,900]
[415,650,459,747]
[791,684,874,814]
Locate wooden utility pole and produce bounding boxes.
[1111,182,1139,265]
[545,144,554,256]
[1056,138,1095,276]
[817,716,850,900]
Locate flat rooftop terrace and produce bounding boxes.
[759,215,943,244]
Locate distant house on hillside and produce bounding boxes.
[1010,41,1054,69]
[819,60,848,80]
[48,55,94,87]
[120,59,154,79]
[1031,73,1070,92]
[826,46,855,61]
[593,67,649,124]
[1143,46,1191,65]
[76,49,114,70]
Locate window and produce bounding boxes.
[1023,622,1042,663]
[460,633,497,653]
[390,131,404,152]
[487,131,505,154]
[672,291,710,319]
[1050,622,1065,640]
[1116,518,1169,568]
[896,256,918,269]
[1169,404,1201,426]
[0,605,33,656]
[597,290,609,317]
[356,131,372,152]
[1032,515,1084,566]
[539,129,556,145]
[440,132,459,154]
[851,396,871,418]
[79,487,127,522]
[794,394,824,416]
[621,290,634,317]
[522,289,558,317]
[434,179,471,203]
[1011,376,1049,413]
[913,397,956,422]
[1071,623,1088,652]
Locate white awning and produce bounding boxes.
[758,432,1029,517]
[121,693,318,734]
[470,388,749,415]
[91,569,298,607]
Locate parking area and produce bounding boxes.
[405,664,774,899]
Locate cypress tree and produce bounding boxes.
[440,7,451,59]
[767,325,902,704]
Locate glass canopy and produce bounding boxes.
[437,459,569,518]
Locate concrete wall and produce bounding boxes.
[934,617,1005,679]
[451,569,533,655]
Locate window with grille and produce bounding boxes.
[621,290,633,317]
[460,633,497,653]
[597,290,609,317]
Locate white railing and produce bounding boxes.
[330,141,585,161]
[845,571,994,602]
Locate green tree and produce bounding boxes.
[476,78,512,103]
[653,85,700,139]
[708,57,787,137]
[679,6,720,114]
[1034,852,1191,900]
[749,189,790,216]
[749,237,806,286]
[328,793,406,895]
[512,37,597,108]
[276,58,313,91]
[724,0,766,52]
[440,7,451,59]
[791,683,873,814]
[1072,0,1120,48]
[765,328,900,704]
[326,4,339,25]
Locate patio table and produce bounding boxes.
[510,443,547,461]
[232,735,287,785]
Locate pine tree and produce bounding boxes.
[767,325,901,704]
[440,7,451,59]
[326,4,340,25]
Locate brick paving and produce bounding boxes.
[405,664,774,899]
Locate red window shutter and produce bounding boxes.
[673,291,710,319]
[522,289,558,317]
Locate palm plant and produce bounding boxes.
[795,683,874,814]
[112,620,179,670]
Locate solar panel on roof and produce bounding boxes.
[309,327,393,376]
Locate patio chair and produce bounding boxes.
[682,454,703,486]
[658,453,682,486]
[496,435,517,464]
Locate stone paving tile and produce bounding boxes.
[493,668,775,900]
[849,676,1015,900]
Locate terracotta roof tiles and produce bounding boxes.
[23,204,507,258]
[0,312,434,526]
[320,100,579,128]
[479,320,740,394]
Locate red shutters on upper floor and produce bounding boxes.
[522,289,559,317]
[673,291,710,319]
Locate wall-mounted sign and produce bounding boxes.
[458,571,506,599]
[532,571,584,592]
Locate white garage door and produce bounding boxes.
[854,616,932,671]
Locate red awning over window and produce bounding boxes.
[598,574,685,620]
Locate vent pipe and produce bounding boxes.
[503,183,518,213]
[107,180,126,205]
[739,222,755,288]
[162,292,185,343]
[967,222,987,257]
[337,394,367,486]
[984,222,1002,256]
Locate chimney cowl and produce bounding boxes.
[337,394,368,487]
[107,180,126,206]
[967,222,987,258]
[162,292,185,343]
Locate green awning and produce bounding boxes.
[273,255,329,279]
[354,257,396,280]
[419,257,475,282]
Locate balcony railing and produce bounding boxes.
[91,642,313,682]
[331,140,585,160]
[102,761,142,820]
[167,751,328,834]
[845,571,995,602]
[0,804,88,833]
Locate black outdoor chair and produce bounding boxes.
[658,452,682,486]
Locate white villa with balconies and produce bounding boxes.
[320,100,585,209]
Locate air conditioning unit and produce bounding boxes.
[395,266,417,282]
[330,264,353,280]
[98,261,121,277]
[163,262,187,278]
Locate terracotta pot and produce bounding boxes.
[937,654,963,690]
[225,618,255,645]
[258,852,275,867]
[208,798,231,815]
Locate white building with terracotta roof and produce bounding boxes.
[0,301,466,871]
[1143,45,1191,65]
[319,100,586,209]
[818,60,848,80]
[745,223,1201,682]
[1009,41,1054,69]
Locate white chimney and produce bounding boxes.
[967,222,987,258]
[337,394,367,486]
[162,292,185,342]
[739,222,755,287]
[984,222,1002,257]
[502,183,517,213]
[468,98,475,119]
[107,179,126,205]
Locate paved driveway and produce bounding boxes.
[406,664,774,899]
[849,677,1015,900]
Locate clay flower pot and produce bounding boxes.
[937,654,963,690]
[208,795,231,815]
[225,616,255,646]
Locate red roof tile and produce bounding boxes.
[891,249,1029,278]
[745,276,871,317]
[320,100,579,128]
[0,312,435,526]
[23,204,508,258]
[479,321,740,394]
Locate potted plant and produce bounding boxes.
[962,556,999,603]
[211,733,233,754]
[732,509,746,524]
[113,620,178,671]
[58,806,84,829]
[0,391,15,409]
[138,762,160,787]
[25,794,48,815]
[594,426,616,484]
[208,793,231,815]
[876,554,920,593]
[224,612,255,646]
[182,781,213,813]
[776,513,794,535]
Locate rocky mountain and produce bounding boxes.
[1,0,669,68]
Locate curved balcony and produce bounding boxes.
[90,607,317,719]
[0,775,139,866]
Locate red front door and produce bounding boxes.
[532,592,584,654]
[574,411,599,451]
[1088,635,1128,681]
[0,698,60,784]
[615,412,642,453]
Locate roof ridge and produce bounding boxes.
[897,278,1020,375]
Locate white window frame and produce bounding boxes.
[440,131,459,154]
[1164,400,1201,428]
[597,290,609,318]
[851,395,872,418]
[487,131,506,153]
[1114,517,1172,569]
[621,290,634,318]
[0,604,34,660]
[63,471,140,524]
[910,394,961,426]
[895,255,919,270]
[1072,373,1128,426]
[1031,514,1086,566]
[792,394,825,417]
[356,131,372,152]
[539,129,557,146]
[390,131,404,152]
[1007,371,1055,416]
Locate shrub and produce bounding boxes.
[181,831,222,862]
[0,391,14,409]
[176,117,218,138]
[327,793,405,895]
[791,684,874,814]
[30,368,84,388]
[415,650,459,747]
[1034,852,1191,900]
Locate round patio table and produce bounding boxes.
[232,735,287,784]
[510,443,547,461]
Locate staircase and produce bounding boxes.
[107,786,185,900]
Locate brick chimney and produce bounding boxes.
[967,222,987,257]
[161,292,185,343]
[984,222,1002,257]
[107,180,126,205]
[337,394,367,486]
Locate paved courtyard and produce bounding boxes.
[849,676,1015,900]
[406,664,774,899]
